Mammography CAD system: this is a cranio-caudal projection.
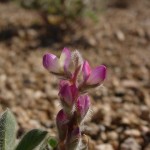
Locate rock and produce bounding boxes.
[96,144,114,150]
[115,30,125,41]
[45,84,58,99]
[33,90,44,99]
[107,131,118,140]
[101,132,107,141]
[115,87,125,97]
[121,138,141,150]
[29,119,41,128]
[85,123,100,138]
[92,109,105,124]
[140,126,149,133]
[88,37,97,46]
[140,106,150,121]
[122,80,140,89]
[136,27,145,38]
[124,129,141,137]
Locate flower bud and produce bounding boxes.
[76,94,90,121]
[59,82,78,112]
[56,109,69,141]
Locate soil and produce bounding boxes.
[0,1,150,150]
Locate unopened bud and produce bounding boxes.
[76,94,90,122]
[56,109,69,141]
[59,82,78,113]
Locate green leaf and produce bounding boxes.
[48,138,57,148]
[0,109,17,150]
[15,129,48,150]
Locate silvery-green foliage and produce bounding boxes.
[15,129,48,150]
[0,109,49,150]
[0,109,17,150]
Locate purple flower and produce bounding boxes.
[76,94,90,120]
[43,53,59,72]
[59,82,78,107]
[82,60,91,81]
[82,60,106,86]
[42,48,108,149]
[43,48,71,74]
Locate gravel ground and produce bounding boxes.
[0,1,150,149]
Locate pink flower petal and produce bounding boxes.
[56,109,68,124]
[59,83,72,105]
[59,80,69,89]
[70,84,78,100]
[76,94,90,118]
[87,65,106,85]
[43,53,59,72]
[59,83,77,106]
[82,61,91,81]
[59,48,71,72]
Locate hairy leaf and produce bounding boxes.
[0,109,17,150]
[15,129,48,150]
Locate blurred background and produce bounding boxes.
[0,0,150,149]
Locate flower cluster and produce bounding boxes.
[43,48,106,150]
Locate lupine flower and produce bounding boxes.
[43,48,71,75]
[59,82,78,109]
[43,48,107,149]
[82,60,106,86]
[76,94,90,121]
